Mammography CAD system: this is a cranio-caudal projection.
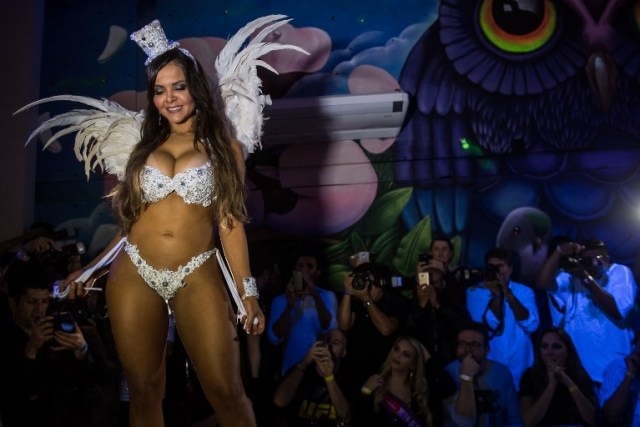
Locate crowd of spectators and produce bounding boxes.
[1,230,639,426]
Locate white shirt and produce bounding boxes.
[549,263,636,382]
[467,281,539,388]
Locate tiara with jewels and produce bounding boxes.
[130,19,195,66]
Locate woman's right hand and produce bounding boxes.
[545,360,563,387]
[242,297,265,335]
[62,269,84,288]
[50,270,86,300]
[362,374,384,392]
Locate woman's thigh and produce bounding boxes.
[106,252,169,380]
[170,258,242,388]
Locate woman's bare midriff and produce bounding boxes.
[127,195,216,269]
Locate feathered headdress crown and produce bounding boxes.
[130,19,195,65]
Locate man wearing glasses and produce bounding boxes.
[443,322,522,427]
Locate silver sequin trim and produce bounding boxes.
[140,162,214,207]
[124,242,215,301]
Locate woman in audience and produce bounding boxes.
[519,327,597,426]
[357,335,432,426]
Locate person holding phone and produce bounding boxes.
[419,236,469,305]
[407,251,470,366]
[273,328,351,426]
[267,249,338,376]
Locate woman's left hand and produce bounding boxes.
[552,364,573,387]
[242,297,265,335]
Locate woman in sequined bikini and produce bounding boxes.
[65,27,264,427]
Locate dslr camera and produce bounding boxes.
[454,267,484,287]
[558,252,594,270]
[484,264,501,282]
[40,242,85,264]
[351,270,371,290]
[36,240,86,281]
[51,310,76,333]
[350,262,389,291]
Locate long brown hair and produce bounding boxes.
[374,336,432,425]
[530,328,594,397]
[111,49,247,232]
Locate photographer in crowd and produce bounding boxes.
[0,259,92,427]
[423,236,470,306]
[407,249,470,365]
[338,259,407,399]
[273,328,351,426]
[467,247,539,389]
[267,249,338,376]
[537,238,637,384]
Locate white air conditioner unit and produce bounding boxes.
[261,92,409,145]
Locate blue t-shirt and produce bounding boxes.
[267,287,338,375]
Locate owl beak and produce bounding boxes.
[586,49,617,113]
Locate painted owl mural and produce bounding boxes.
[395,0,640,269]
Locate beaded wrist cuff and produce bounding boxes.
[241,277,259,300]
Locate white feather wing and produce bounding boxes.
[14,95,143,181]
[214,15,309,157]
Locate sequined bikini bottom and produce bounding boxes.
[124,240,216,301]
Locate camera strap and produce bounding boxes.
[482,296,505,339]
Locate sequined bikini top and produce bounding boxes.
[140,162,214,207]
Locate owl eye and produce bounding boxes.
[479,0,558,53]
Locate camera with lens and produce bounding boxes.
[351,270,371,290]
[350,262,390,291]
[558,253,593,270]
[51,310,76,333]
[49,296,91,331]
[455,267,484,287]
[40,242,85,264]
[36,241,86,280]
[484,264,501,282]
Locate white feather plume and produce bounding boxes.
[214,14,309,158]
[14,95,143,181]
[15,15,307,182]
